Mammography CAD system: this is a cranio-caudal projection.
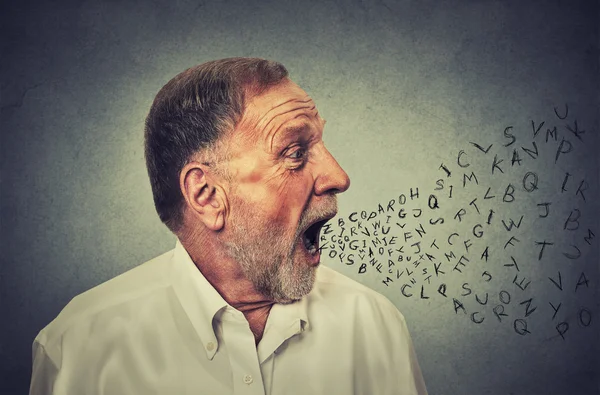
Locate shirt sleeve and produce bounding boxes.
[29,340,59,395]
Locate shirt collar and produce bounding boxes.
[274,292,310,332]
[256,294,310,363]
[169,240,311,359]
[170,240,228,360]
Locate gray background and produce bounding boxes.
[1,0,598,394]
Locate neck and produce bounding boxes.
[179,231,275,344]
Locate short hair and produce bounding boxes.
[144,58,288,232]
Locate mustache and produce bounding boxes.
[295,195,338,238]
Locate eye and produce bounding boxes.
[288,147,307,160]
[282,144,309,170]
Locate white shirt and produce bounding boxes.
[30,241,427,395]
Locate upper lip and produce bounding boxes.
[302,212,336,236]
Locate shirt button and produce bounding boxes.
[206,342,215,351]
[243,374,253,385]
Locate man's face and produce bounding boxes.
[218,79,350,304]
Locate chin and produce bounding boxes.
[275,296,302,305]
[272,262,317,304]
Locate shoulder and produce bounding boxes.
[309,268,427,395]
[35,248,175,353]
[310,265,406,324]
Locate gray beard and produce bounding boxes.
[222,207,316,304]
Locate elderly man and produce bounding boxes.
[30,58,427,395]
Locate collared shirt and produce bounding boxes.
[30,241,427,395]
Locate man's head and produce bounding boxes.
[145,58,350,303]
[145,58,289,231]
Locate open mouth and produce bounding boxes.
[302,217,331,255]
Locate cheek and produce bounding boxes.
[270,172,314,217]
[234,155,267,185]
[233,165,314,227]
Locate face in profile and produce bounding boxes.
[218,79,351,303]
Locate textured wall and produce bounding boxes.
[1,0,598,394]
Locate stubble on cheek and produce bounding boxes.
[220,177,323,303]
[220,199,299,302]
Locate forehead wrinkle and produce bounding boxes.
[252,96,312,125]
[257,98,314,133]
[262,96,311,116]
[262,105,318,150]
[254,95,314,121]
[261,103,314,132]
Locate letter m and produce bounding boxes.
[444,251,456,262]
[463,172,479,187]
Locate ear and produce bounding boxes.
[179,162,225,231]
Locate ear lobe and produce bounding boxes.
[180,162,225,231]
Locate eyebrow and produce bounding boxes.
[280,123,310,140]
[270,123,311,152]
[279,115,327,140]
[283,123,310,135]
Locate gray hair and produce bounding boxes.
[144,58,288,232]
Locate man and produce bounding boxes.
[30,58,427,394]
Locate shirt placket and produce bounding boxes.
[257,317,306,395]
[221,309,266,395]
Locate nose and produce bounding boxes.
[314,145,351,196]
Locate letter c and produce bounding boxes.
[448,233,459,245]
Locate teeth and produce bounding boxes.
[303,234,318,255]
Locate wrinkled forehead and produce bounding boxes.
[238,79,322,137]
